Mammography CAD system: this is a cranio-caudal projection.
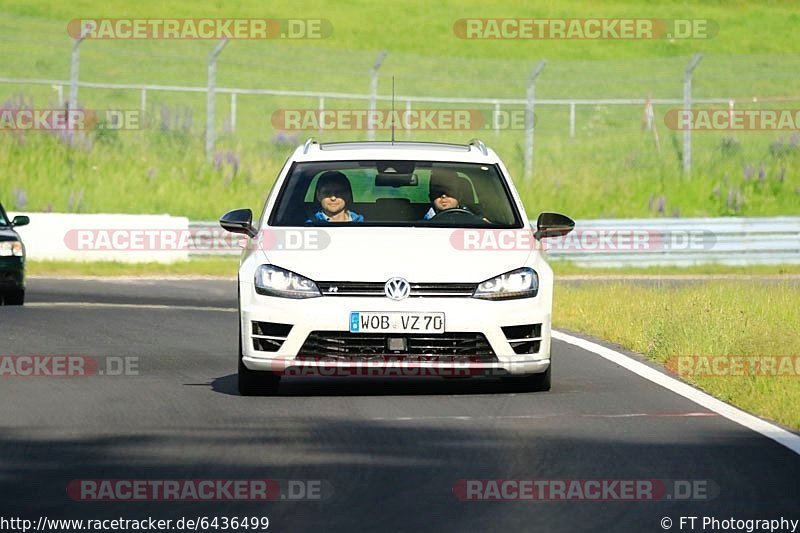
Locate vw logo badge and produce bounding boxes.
[384,277,411,300]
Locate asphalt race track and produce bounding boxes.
[1,279,798,532]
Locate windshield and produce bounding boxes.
[0,205,8,226]
[268,160,523,228]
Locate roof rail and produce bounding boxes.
[303,138,318,154]
[468,138,488,156]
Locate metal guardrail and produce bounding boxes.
[190,217,800,267]
[545,217,800,267]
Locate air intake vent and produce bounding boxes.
[252,321,293,352]
[299,331,496,359]
[501,323,542,354]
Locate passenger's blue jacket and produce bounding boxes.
[308,210,365,223]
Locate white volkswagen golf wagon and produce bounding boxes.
[220,139,574,395]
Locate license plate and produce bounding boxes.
[349,312,445,333]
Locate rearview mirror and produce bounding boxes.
[220,208,256,238]
[377,160,415,174]
[11,215,30,228]
[375,173,418,187]
[535,212,574,239]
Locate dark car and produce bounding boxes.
[0,202,29,305]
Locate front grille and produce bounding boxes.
[252,321,293,352]
[502,323,542,354]
[316,281,476,297]
[299,331,496,360]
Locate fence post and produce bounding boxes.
[206,39,228,160]
[367,50,387,141]
[230,92,237,133]
[524,60,546,181]
[68,30,88,128]
[645,97,660,152]
[405,100,412,139]
[569,102,576,139]
[318,96,324,135]
[682,53,703,176]
[140,88,147,121]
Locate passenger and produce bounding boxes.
[309,171,365,223]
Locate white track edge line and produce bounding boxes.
[552,330,800,456]
[26,302,236,312]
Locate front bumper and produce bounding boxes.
[243,357,551,378]
[239,282,551,376]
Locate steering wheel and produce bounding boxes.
[429,208,486,223]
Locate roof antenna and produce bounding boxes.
[391,76,395,145]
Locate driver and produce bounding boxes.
[423,167,471,220]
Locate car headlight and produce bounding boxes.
[254,264,321,299]
[0,241,24,257]
[473,267,538,300]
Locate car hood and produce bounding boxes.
[0,227,20,242]
[255,227,534,282]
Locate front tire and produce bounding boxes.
[3,290,24,306]
[504,364,551,392]
[238,322,281,396]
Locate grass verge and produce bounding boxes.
[554,281,800,430]
[27,256,239,277]
[550,262,800,276]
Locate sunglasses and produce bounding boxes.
[430,190,457,201]
[319,189,348,198]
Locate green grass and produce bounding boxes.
[551,262,800,276]
[2,0,799,65]
[3,121,798,220]
[554,281,800,430]
[1,0,799,219]
[27,256,239,277]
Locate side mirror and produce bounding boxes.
[220,208,256,238]
[535,212,574,240]
[11,215,30,228]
